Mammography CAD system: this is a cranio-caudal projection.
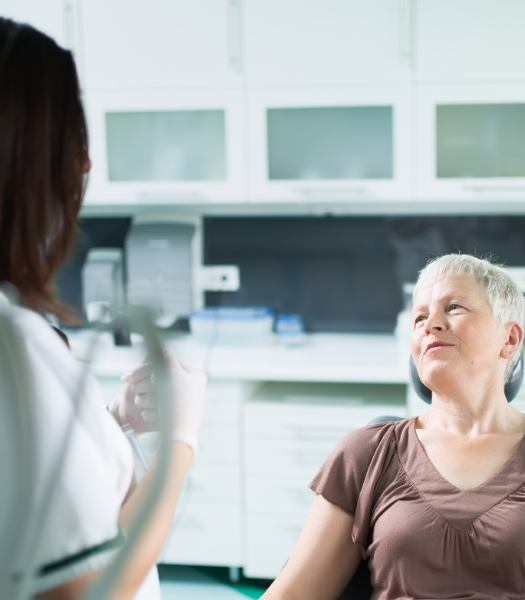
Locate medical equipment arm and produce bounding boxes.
[261,495,362,600]
[80,309,206,600]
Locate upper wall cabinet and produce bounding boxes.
[415,0,525,83]
[77,0,242,91]
[0,0,69,47]
[248,87,413,202]
[243,0,414,87]
[84,90,246,205]
[416,84,525,201]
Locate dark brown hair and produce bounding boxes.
[0,18,88,322]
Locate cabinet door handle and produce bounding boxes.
[461,184,525,194]
[398,0,414,68]
[136,190,209,202]
[65,0,84,75]
[228,0,243,73]
[294,185,372,199]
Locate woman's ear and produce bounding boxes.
[501,322,523,358]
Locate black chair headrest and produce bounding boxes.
[409,353,524,404]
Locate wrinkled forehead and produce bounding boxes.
[412,273,487,308]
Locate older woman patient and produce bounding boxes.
[262,254,525,600]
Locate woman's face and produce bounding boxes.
[410,274,511,390]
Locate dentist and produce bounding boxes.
[0,17,206,600]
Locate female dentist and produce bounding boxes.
[0,16,206,600]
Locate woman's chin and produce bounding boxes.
[421,361,458,389]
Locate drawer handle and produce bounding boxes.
[462,184,525,194]
[294,185,371,198]
[172,516,204,530]
[136,189,209,201]
[283,525,302,534]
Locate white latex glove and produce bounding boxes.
[117,354,207,452]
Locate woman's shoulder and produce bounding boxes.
[337,417,411,458]
[2,298,62,342]
[6,302,75,363]
[310,418,411,517]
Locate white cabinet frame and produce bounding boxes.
[84,90,247,206]
[247,86,414,203]
[416,84,525,202]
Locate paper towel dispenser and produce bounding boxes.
[125,222,195,328]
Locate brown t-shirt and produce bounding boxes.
[310,416,525,600]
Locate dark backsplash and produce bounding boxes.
[57,215,525,332]
[204,216,525,333]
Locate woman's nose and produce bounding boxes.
[82,156,92,174]
[424,311,445,332]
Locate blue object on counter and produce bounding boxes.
[190,306,274,345]
[191,307,273,320]
[276,313,306,346]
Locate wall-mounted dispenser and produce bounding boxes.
[82,248,125,322]
[126,222,196,328]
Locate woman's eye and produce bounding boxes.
[447,303,462,311]
[414,315,426,325]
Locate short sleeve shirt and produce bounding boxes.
[310,417,525,600]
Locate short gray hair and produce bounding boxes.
[415,254,525,381]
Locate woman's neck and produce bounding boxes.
[419,398,525,437]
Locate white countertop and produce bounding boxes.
[67,331,409,384]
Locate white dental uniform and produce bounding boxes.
[0,294,160,599]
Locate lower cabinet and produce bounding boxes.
[161,501,242,566]
[157,380,256,567]
[97,374,407,576]
[242,381,406,578]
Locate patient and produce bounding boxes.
[262,254,525,600]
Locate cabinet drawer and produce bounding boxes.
[244,402,405,437]
[203,395,241,427]
[162,503,242,566]
[138,424,239,467]
[245,475,314,516]
[181,465,240,505]
[197,425,239,466]
[243,514,305,579]
[244,435,347,477]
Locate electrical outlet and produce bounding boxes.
[198,265,240,291]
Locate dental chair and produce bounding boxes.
[336,354,525,600]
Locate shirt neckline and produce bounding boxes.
[408,416,525,495]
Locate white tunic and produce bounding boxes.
[0,294,160,598]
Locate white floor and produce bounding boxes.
[160,566,251,599]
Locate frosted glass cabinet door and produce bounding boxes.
[85,91,246,205]
[436,105,525,179]
[248,88,413,202]
[106,111,226,182]
[267,106,393,180]
[77,0,241,91]
[417,84,525,202]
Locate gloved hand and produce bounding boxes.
[115,353,207,452]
